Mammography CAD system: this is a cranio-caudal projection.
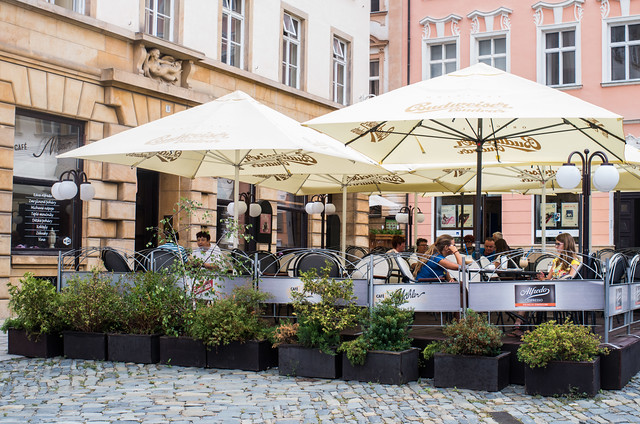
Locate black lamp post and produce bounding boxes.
[555,149,619,256]
[395,205,425,248]
[51,169,95,202]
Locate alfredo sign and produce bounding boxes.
[514,284,556,307]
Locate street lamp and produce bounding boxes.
[227,192,262,217]
[395,205,425,247]
[555,149,619,255]
[51,169,95,201]
[305,194,335,249]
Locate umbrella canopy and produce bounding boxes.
[59,90,384,246]
[305,63,628,242]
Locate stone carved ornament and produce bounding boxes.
[142,48,183,85]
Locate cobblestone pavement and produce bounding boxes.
[1,332,640,423]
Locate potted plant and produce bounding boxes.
[430,309,510,392]
[109,271,189,364]
[517,320,607,397]
[1,273,65,358]
[338,289,418,384]
[275,265,361,379]
[58,270,124,360]
[190,285,276,371]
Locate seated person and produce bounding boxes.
[462,234,475,256]
[409,238,429,273]
[191,230,224,270]
[413,235,462,282]
[538,233,581,280]
[478,236,497,261]
[157,230,189,262]
[493,238,513,269]
[387,235,406,283]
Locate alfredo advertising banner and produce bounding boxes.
[514,284,556,307]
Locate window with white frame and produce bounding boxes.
[46,0,85,14]
[222,0,244,68]
[369,59,380,96]
[332,36,348,105]
[609,21,640,82]
[426,40,457,78]
[543,29,576,86]
[282,13,301,89]
[477,36,507,70]
[145,0,173,41]
[371,0,380,13]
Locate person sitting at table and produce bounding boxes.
[494,238,513,269]
[191,230,224,271]
[537,233,581,280]
[158,230,189,262]
[478,237,497,261]
[462,234,475,256]
[388,235,406,254]
[409,238,429,273]
[413,234,462,282]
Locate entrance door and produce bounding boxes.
[135,169,159,252]
[615,193,640,248]
[484,195,502,239]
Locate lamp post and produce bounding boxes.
[395,205,425,248]
[555,149,619,256]
[227,192,262,218]
[305,194,336,249]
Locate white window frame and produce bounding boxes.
[46,0,85,14]
[282,12,301,89]
[471,31,509,71]
[144,0,174,41]
[332,36,348,105]
[369,59,380,96]
[603,16,640,84]
[422,36,459,80]
[222,0,245,69]
[536,23,581,87]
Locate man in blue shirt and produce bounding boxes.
[478,237,497,261]
[158,230,189,262]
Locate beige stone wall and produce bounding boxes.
[0,1,369,317]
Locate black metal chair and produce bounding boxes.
[293,251,340,277]
[101,248,132,273]
[250,250,285,276]
[147,248,180,273]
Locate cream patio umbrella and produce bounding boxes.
[305,63,628,244]
[58,90,384,247]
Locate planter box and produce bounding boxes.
[434,351,510,392]
[342,348,419,385]
[7,329,63,358]
[63,331,107,361]
[108,333,160,364]
[159,336,207,368]
[525,357,601,397]
[600,338,640,390]
[278,344,341,379]
[207,340,277,371]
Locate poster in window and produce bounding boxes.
[541,203,557,228]
[259,213,271,234]
[459,205,473,228]
[561,203,579,227]
[440,205,457,228]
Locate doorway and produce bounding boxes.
[484,195,502,239]
[135,169,159,252]
[615,193,640,248]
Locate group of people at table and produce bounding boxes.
[388,231,582,283]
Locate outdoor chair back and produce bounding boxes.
[101,248,132,273]
[628,254,640,282]
[146,248,180,273]
[251,250,282,276]
[606,253,628,284]
[351,254,391,284]
[293,251,341,277]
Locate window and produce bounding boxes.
[12,112,83,253]
[145,0,173,41]
[332,36,348,105]
[477,36,507,70]
[543,29,576,86]
[609,22,640,82]
[427,41,457,78]
[277,193,307,249]
[535,193,580,244]
[46,0,85,14]
[222,0,244,68]
[282,13,301,89]
[371,0,380,13]
[369,60,380,96]
[434,196,475,241]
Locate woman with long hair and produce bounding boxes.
[538,233,580,279]
[493,238,512,269]
[414,234,463,281]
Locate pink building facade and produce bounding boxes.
[371,0,640,250]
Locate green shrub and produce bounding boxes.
[517,320,608,368]
[286,264,361,354]
[0,273,64,337]
[339,289,414,365]
[422,341,444,361]
[441,310,502,357]
[190,286,272,347]
[58,270,124,333]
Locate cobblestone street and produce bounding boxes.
[1,334,640,423]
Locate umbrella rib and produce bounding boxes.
[380,120,424,162]
[345,121,389,146]
[562,119,625,162]
[421,120,479,141]
[577,118,626,143]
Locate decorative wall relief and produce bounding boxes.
[142,48,183,85]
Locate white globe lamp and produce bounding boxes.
[249,202,262,217]
[555,164,582,189]
[80,182,95,201]
[324,203,336,215]
[58,180,78,200]
[312,201,324,214]
[592,164,619,192]
[51,182,63,200]
[415,212,425,223]
[396,212,409,224]
[305,202,314,214]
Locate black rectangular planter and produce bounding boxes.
[600,337,640,390]
[525,357,601,397]
[342,348,419,385]
[7,329,63,358]
[108,333,160,364]
[63,331,107,361]
[207,340,277,371]
[159,336,207,368]
[434,351,510,392]
[278,344,341,379]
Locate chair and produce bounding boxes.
[147,248,180,273]
[293,251,340,277]
[230,248,252,275]
[101,248,132,273]
[533,254,556,274]
[351,254,392,284]
[345,245,368,260]
[606,253,627,285]
[251,250,283,276]
[394,254,443,283]
[628,254,640,282]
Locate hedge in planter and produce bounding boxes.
[58,270,124,360]
[518,320,608,397]
[339,289,418,385]
[1,273,65,358]
[190,285,276,371]
[275,264,361,378]
[431,310,510,392]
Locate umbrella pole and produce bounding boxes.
[474,121,484,248]
[341,185,347,260]
[233,155,240,249]
[413,192,419,250]
[541,184,547,251]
